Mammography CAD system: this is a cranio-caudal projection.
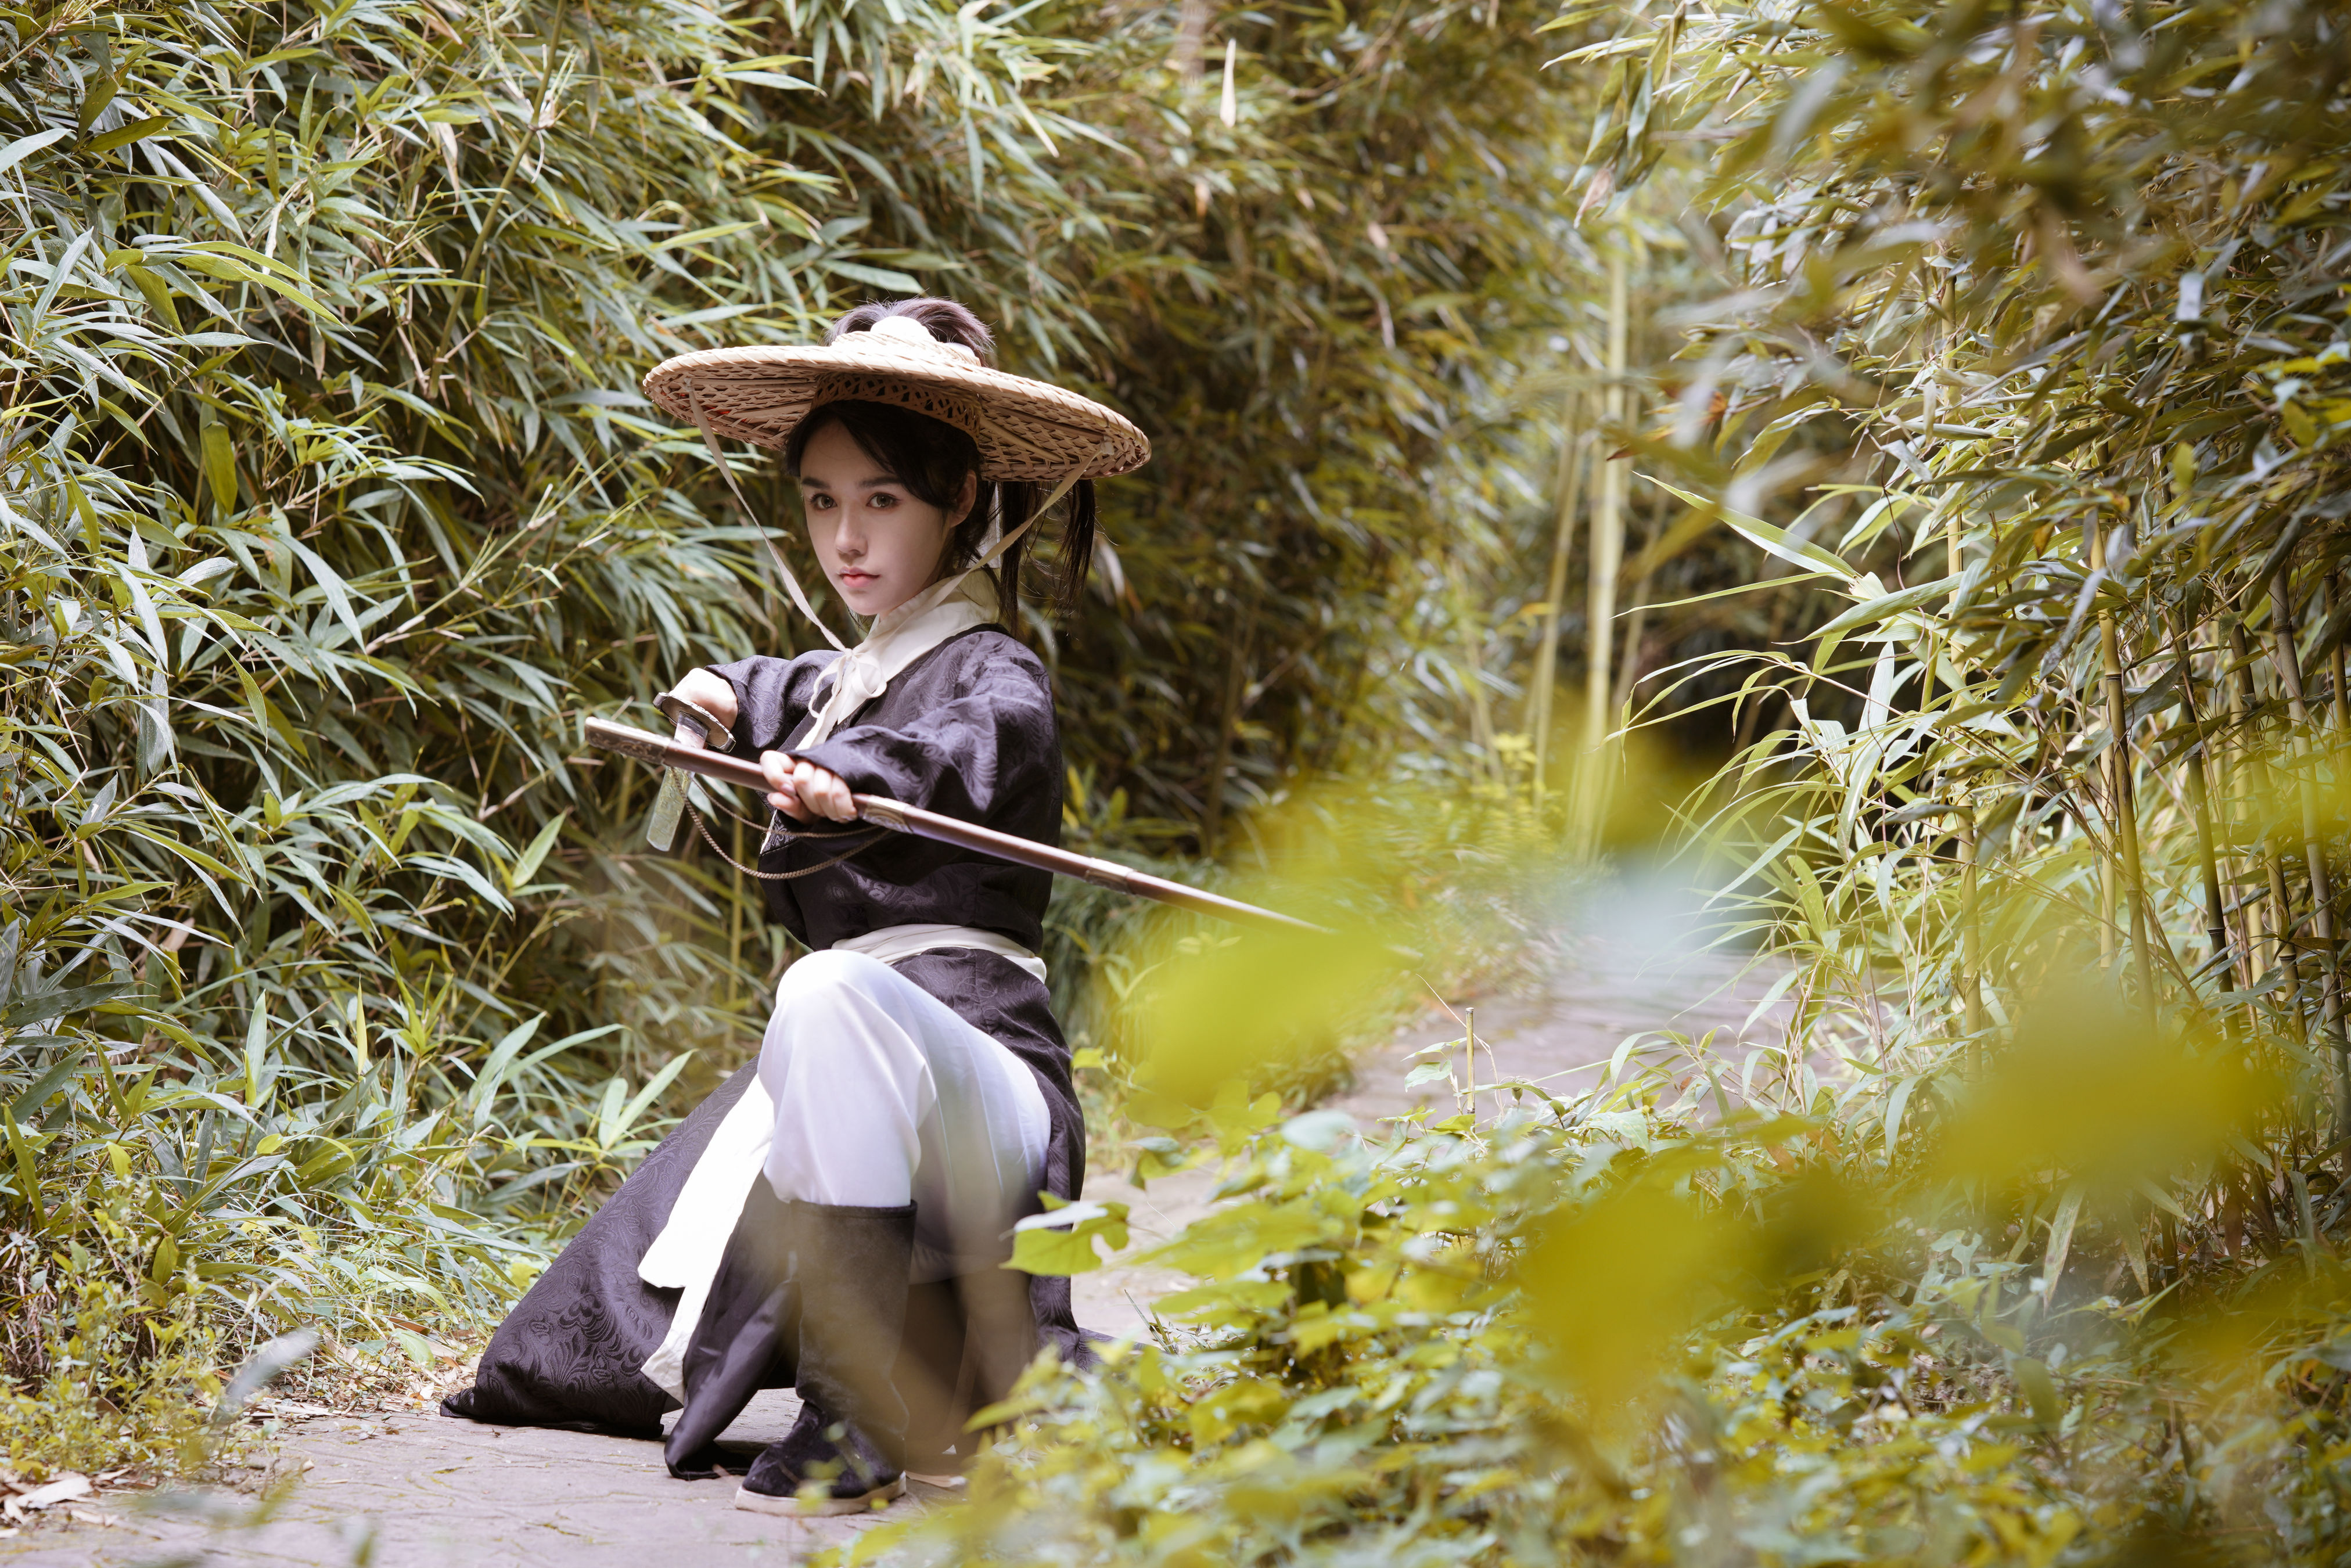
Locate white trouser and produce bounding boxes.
[757,949,1050,1283]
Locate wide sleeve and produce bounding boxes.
[700,653,833,756]
[785,643,1056,835]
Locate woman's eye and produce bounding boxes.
[871,492,897,508]
[808,494,833,509]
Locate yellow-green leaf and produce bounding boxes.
[201,423,238,513]
[1008,1200,1129,1275]
[87,114,174,154]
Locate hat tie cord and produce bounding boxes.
[688,380,853,652]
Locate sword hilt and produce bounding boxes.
[644,693,734,851]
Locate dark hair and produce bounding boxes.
[782,298,1098,622]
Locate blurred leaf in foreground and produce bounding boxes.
[1518,1179,1734,1425]
[1124,918,1403,1128]
[1929,985,2280,1202]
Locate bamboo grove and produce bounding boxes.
[11,0,2351,1555]
[0,0,1580,1471]
[878,0,2351,1562]
[1608,0,2351,1236]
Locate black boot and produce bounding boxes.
[664,1182,800,1479]
[739,1398,900,1514]
[734,1202,915,1516]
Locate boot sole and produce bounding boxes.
[734,1477,905,1517]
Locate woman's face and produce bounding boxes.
[796,420,976,620]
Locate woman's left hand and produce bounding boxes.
[760,751,858,822]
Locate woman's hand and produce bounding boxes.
[760,751,857,823]
[666,669,739,737]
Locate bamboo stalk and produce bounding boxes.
[1573,250,1630,855]
[2170,613,2237,1026]
[1939,473,1982,1035]
[451,0,574,318]
[2229,616,2303,1021]
[1919,280,1984,1042]
[2330,567,2350,733]
[1610,483,1669,717]
[2220,647,2264,994]
[2092,523,2154,1004]
[1448,558,1504,787]
[2097,771,2118,968]
[2266,570,2347,1098]
[2093,596,2117,969]
[1527,390,1587,805]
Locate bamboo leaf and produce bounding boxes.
[1651,479,1858,582]
[592,1077,629,1151]
[285,537,366,646]
[0,126,70,177]
[1,984,130,1031]
[469,1014,545,1128]
[85,114,173,153]
[505,811,569,891]
[2041,1182,2085,1301]
[200,423,237,513]
[611,1052,695,1146]
[1811,575,1957,642]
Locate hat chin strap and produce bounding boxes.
[686,380,1105,652]
[689,382,851,652]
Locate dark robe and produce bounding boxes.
[444,624,1087,1450]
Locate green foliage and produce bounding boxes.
[825,3,2351,1558]
[846,1042,2203,1567]
[874,0,2351,1559]
[0,0,825,1469]
[835,976,2351,1566]
[1595,0,2351,1295]
[0,0,1590,1482]
[38,0,2351,1554]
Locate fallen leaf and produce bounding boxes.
[18,1475,92,1512]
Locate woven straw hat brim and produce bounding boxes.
[641,340,1150,482]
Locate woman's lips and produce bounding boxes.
[839,571,876,587]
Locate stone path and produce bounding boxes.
[0,1390,915,1568]
[6,905,1777,1567]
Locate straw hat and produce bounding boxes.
[641,315,1151,481]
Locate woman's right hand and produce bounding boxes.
[666,669,738,742]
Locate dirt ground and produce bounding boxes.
[5,904,1773,1567]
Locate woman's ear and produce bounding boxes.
[951,471,980,530]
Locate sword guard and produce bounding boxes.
[654,692,733,748]
[644,693,735,851]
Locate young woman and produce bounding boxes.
[442,299,1149,1515]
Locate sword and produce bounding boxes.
[584,715,1331,937]
[642,693,734,851]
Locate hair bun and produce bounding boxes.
[827,297,996,366]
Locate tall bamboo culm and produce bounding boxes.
[1527,390,1588,804]
[2229,617,2306,1036]
[2267,570,2349,1135]
[1571,250,1630,855]
[1923,301,1984,1042]
[2091,523,2156,1006]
